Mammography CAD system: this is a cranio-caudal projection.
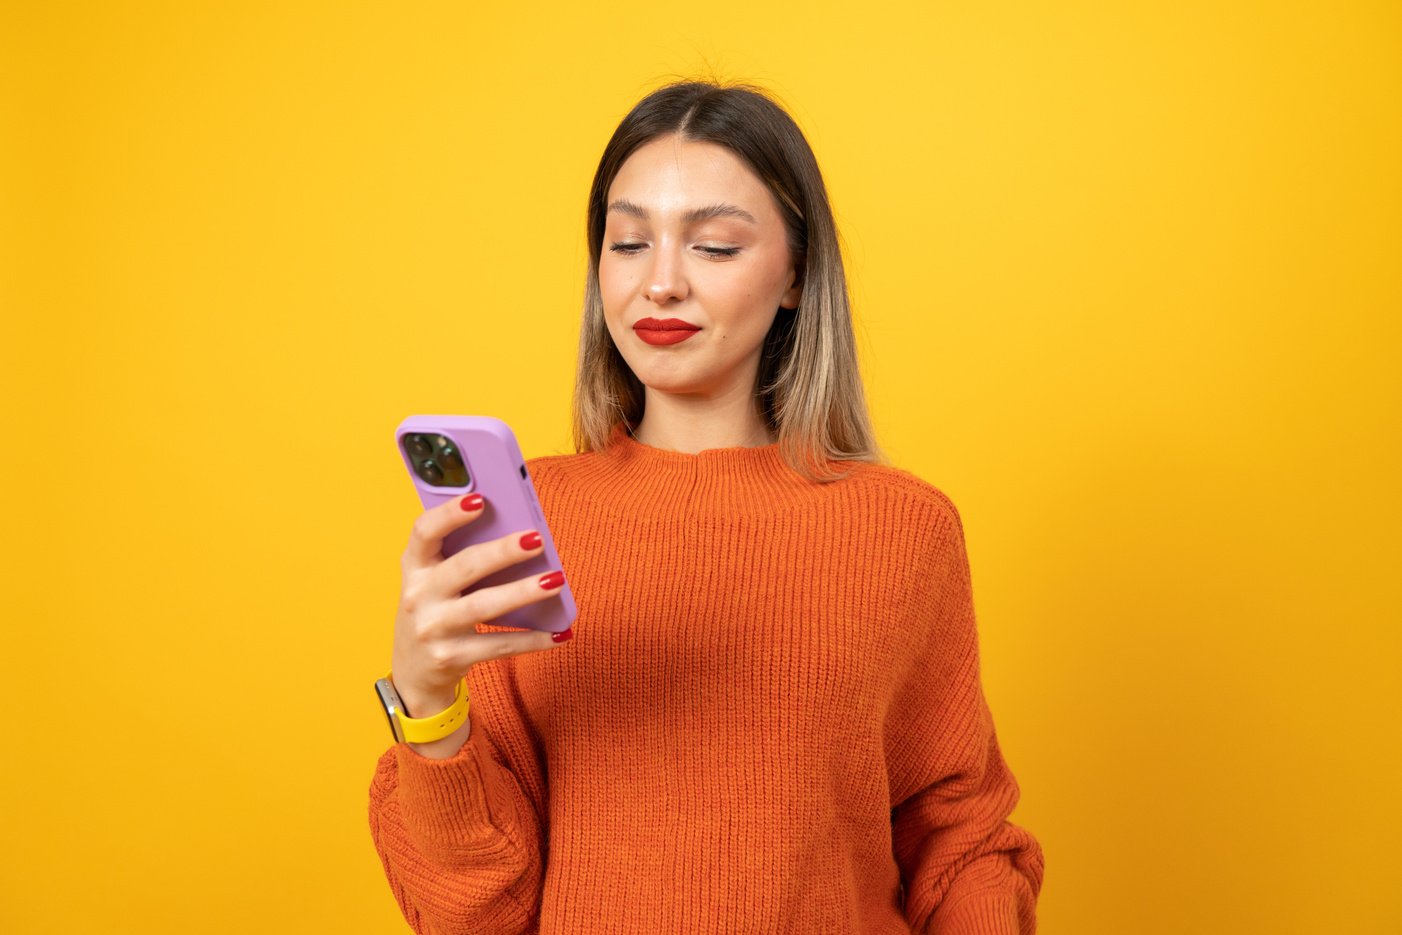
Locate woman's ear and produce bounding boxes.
[780,268,803,311]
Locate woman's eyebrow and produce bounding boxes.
[607,199,758,226]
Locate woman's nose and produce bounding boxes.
[644,240,687,304]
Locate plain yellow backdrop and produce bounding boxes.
[2,1,1398,932]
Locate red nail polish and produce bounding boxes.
[460,493,484,512]
[538,570,565,590]
[519,531,543,550]
[551,627,574,642]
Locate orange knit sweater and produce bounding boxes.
[367,423,1044,934]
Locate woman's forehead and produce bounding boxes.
[608,140,775,224]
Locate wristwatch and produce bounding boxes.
[374,672,471,744]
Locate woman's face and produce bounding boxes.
[599,135,802,399]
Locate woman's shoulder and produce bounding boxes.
[522,448,607,493]
[523,451,579,481]
[843,461,966,531]
[523,449,587,473]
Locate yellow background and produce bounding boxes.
[2,1,1398,932]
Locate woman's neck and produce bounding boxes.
[631,399,776,454]
[630,424,776,453]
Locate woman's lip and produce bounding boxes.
[636,328,700,346]
[634,319,701,331]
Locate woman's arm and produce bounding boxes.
[887,496,1044,934]
[368,659,548,935]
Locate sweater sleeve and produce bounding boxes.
[887,496,1044,935]
[367,655,549,935]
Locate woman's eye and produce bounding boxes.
[606,242,742,259]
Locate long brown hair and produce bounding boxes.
[570,78,889,482]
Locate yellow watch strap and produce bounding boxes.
[386,672,470,744]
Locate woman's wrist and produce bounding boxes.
[406,715,472,758]
[395,677,473,758]
[398,684,459,719]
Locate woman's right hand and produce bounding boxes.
[389,492,572,754]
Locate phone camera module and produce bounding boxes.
[429,435,470,487]
[403,432,471,488]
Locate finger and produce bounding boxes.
[420,627,573,679]
[403,492,487,569]
[445,565,568,632]
[429,526,545,598]
[470,627,575,664]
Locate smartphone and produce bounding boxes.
[395,415,576,635]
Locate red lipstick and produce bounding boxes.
[634,317,701,346]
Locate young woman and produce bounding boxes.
[369,80,1044,934]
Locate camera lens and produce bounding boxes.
[439,445,463,470]
[406,435,431,458]
[421,460,443,484]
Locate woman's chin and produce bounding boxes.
[635,367,721,396]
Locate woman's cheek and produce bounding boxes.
[599,278,627,319]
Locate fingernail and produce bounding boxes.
[552,627,574,642]
[538,570,565,590]
[460,493,484,512]
[519,530,543,550]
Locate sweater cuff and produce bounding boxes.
[930,892,1020,934]
[927,854,1031,934]
[390,705,523,859]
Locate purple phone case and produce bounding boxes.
[395,415,577,634]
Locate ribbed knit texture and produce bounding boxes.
[368,422,1044,934]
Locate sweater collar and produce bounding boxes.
[586,421,820,515]
[607,421,783,465]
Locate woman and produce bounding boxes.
[369,79,1044,934]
